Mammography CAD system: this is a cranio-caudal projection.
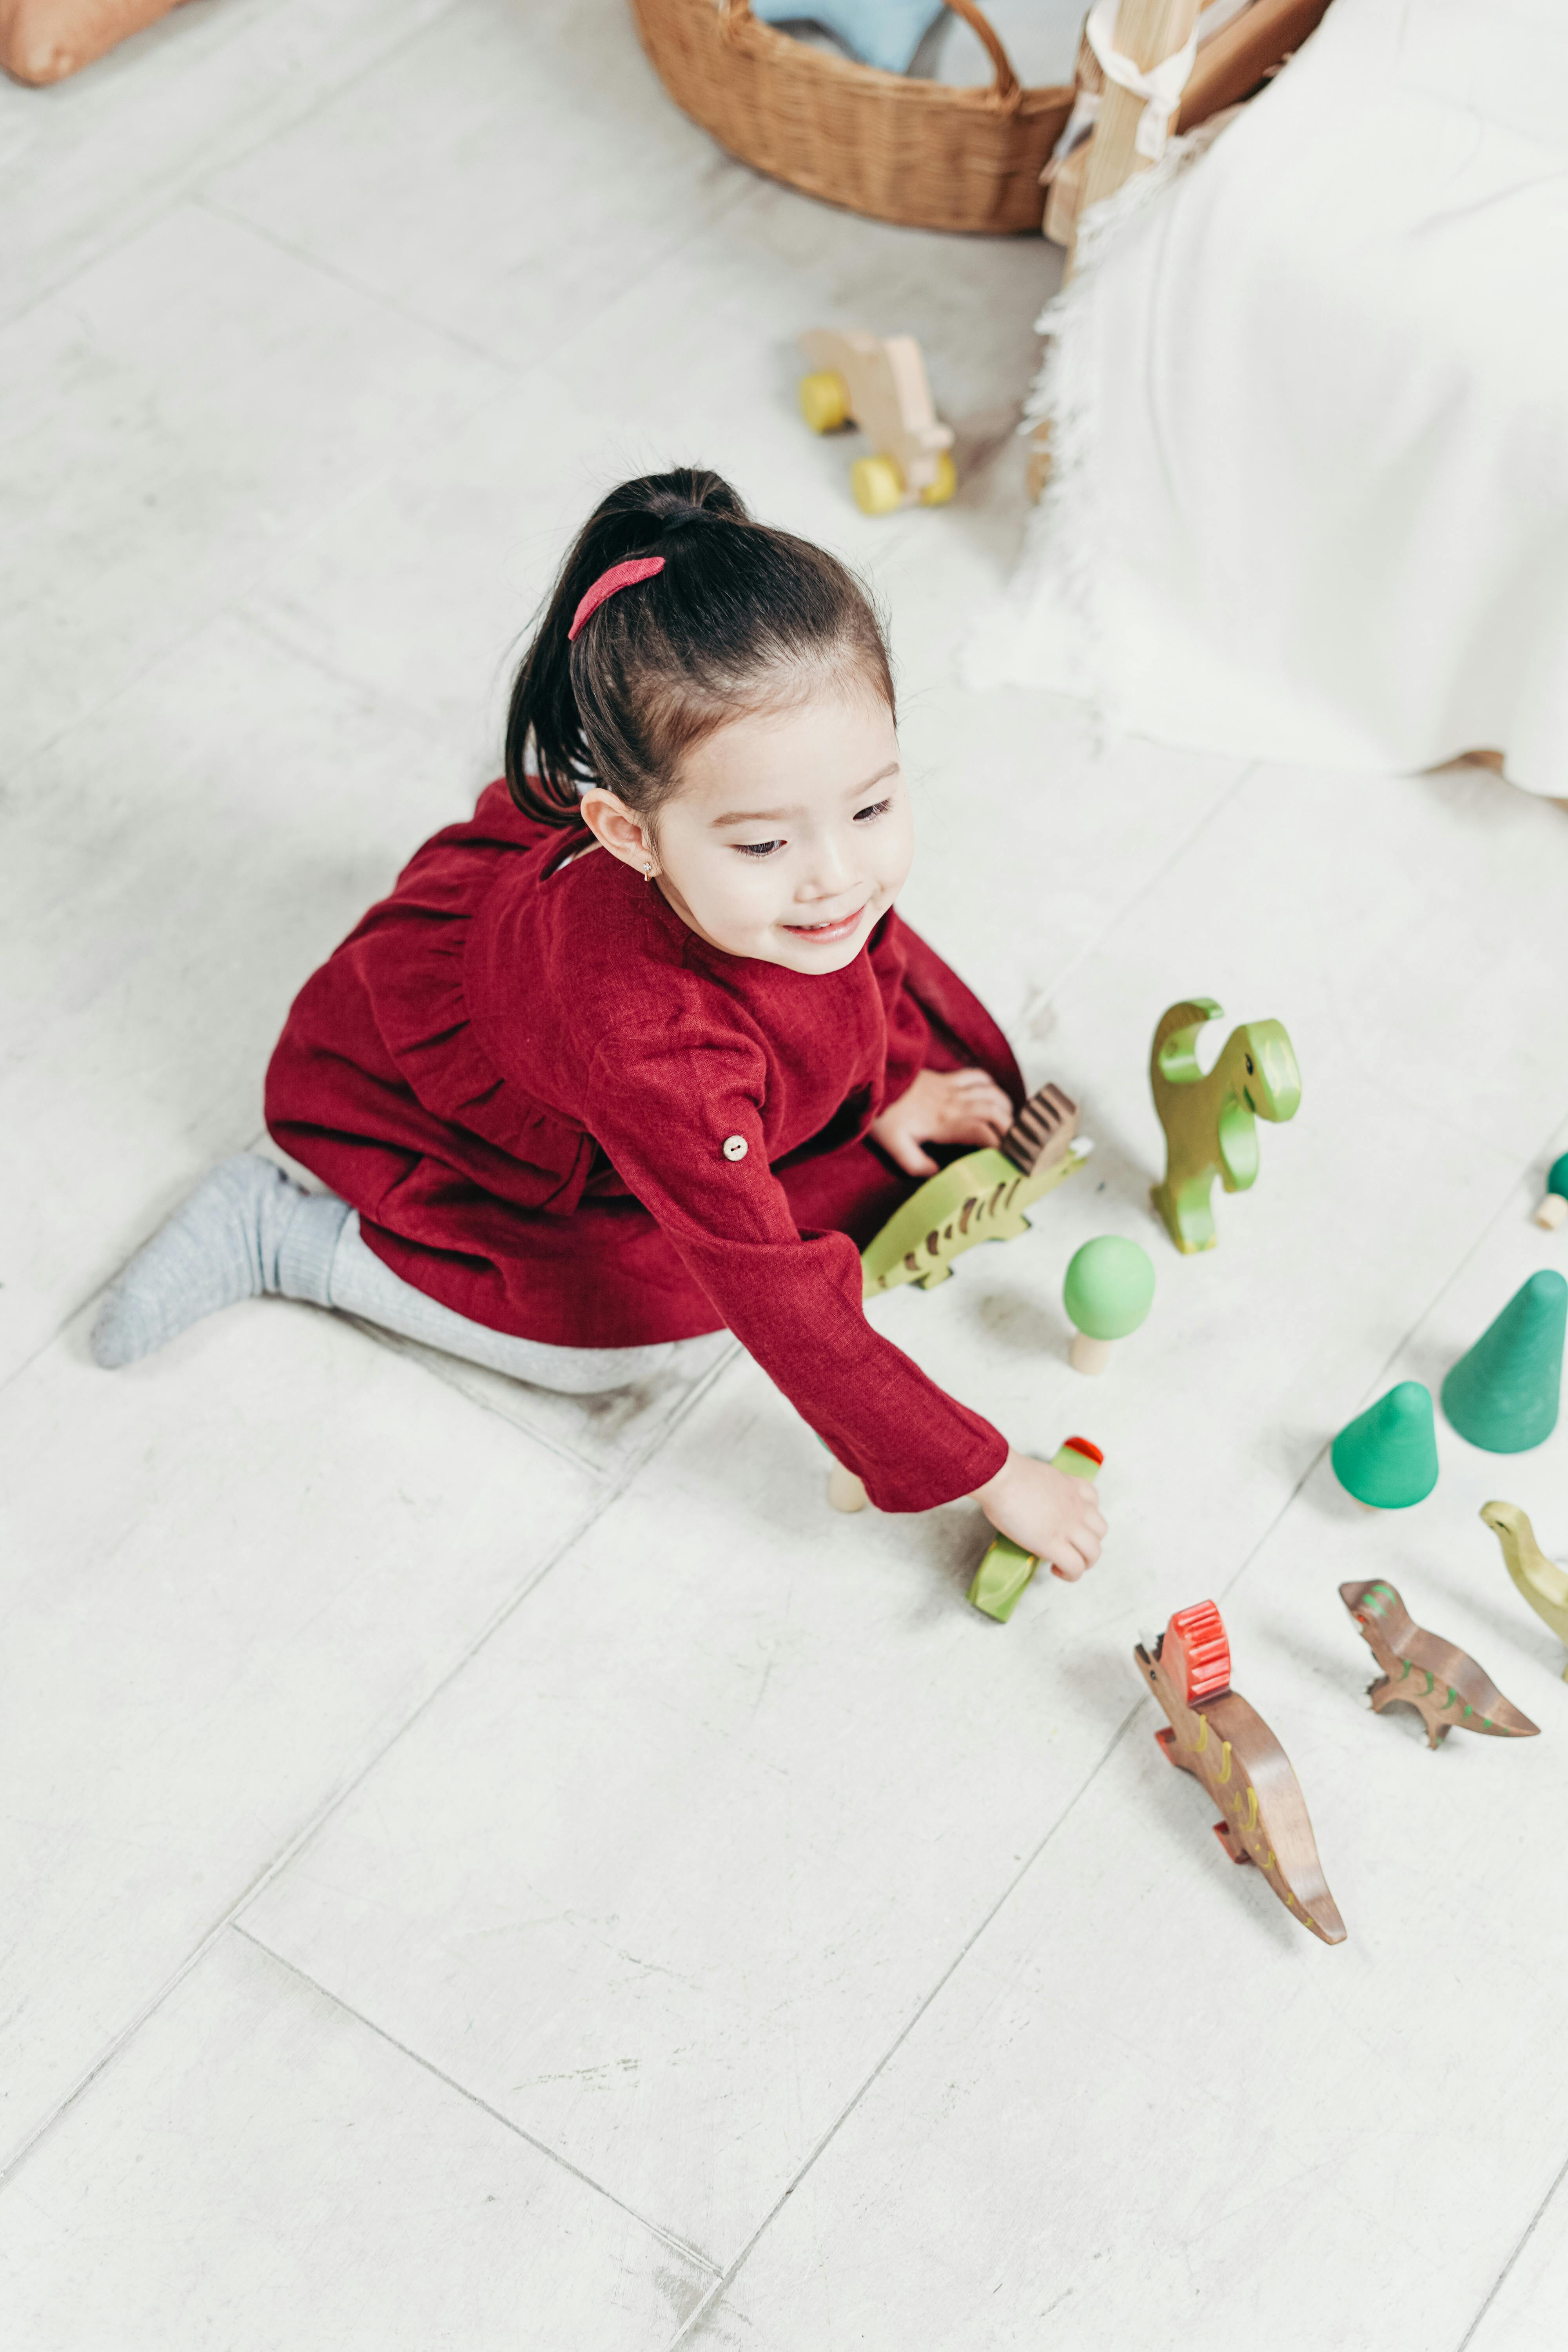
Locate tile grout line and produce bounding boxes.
[194,134,765,394]
[664,1695,1151,2347]
[2,148,766,800]
[990,754,1263,1037]
[225,602,460,741]
[0,1481,606,2192]
[192,192,530,379]
[0,0,472,339]
[0,1298,742,2194]
[664,1382,1352,2343]
[227,1922,723,2280]
[1454,2142,1568,2351]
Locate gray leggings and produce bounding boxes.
[326,1209,720,1395]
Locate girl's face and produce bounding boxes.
[583,682,913,974]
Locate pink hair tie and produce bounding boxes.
[568,555,665,641]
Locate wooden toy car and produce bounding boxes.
[797,329,957,516]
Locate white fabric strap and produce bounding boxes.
[1085,0,1200,164]
[1047,87,1103,171]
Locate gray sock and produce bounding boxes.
[91,1154,351,1369]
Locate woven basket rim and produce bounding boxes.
[713,0,1075,113]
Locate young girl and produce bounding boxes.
[94,470,1105,1578]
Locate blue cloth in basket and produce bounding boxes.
[752,0,946,76]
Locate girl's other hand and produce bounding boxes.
[971,1452,1107,1582]
[869,1065,1013,1178]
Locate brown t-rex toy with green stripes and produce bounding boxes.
[1339,1579,1539,1750]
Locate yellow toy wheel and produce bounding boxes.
[851,454,905,516]
[799,369,851,434]
[917,449,958,506]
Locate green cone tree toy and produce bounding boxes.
[1330,1381,1439,1509]
[1442,1270,1568,1453]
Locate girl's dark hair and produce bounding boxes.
[505,468,895,832]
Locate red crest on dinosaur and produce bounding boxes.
[1164,1602,1232,1704]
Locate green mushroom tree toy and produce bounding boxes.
[1063,1236,1156,1374]
[1442,1270,1567,1453]
[1330,1381,1439,1510]
[1536,1152,1568,1231]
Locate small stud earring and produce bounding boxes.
[644,858,655,883]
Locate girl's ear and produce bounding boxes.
[579,788,657,875]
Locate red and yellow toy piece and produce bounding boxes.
[1137,1600,1347,1945]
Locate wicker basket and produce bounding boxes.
[629,0,1074,235]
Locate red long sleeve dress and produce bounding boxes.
[265,782,1021,1513]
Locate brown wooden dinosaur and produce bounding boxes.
[1136,1601,1346,1945]
[1339,1579,1539,1751]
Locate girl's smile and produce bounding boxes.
[779,902,870,944]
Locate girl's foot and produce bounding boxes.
[90,1154,348,1368]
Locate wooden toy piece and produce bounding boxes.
[1076,0,1202,220]
[827,1462,868,1514]
[1480,1501,1568,1681]
[1535,1152,1568,1230]
[968,1438,1102,1623]
[1149,997,1302,1255]
[1339,1579,1539,1749]
[1063,1235,1155,1374]
[797,330,957,518]
[1136,1600,1346,1944]
[1330,1381,1439,1510]
[1442,1271,1568,1454]
[1174,0,1334,136]
[861,1081,1090,1300]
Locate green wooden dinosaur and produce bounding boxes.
[861,1080,1090,1298]
[967,1437,1103,1622]
[1480,1501,1568,1679]
[1149,998,1302,1254]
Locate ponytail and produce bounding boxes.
[504,468,894,833]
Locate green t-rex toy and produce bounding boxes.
[1149,998,1302,1254]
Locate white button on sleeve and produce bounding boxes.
[722,1134,748,1162]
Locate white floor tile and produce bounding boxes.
[0,0,457,327]
[0,1299,598,2172]
[690,1189,1568,2351]
[0,1929,711,2351]
[0,614,472,1383]
[200,0,760,373]
[0,200,506,767]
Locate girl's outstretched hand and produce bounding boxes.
[971,1451,1107,1583]
[869,1065,1014,1179]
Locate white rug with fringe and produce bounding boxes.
[971,0,1568,797]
